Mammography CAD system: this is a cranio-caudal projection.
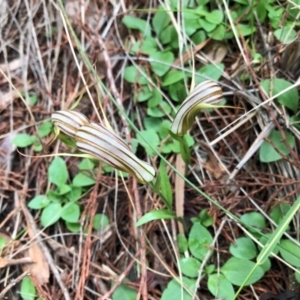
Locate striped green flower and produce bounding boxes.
[170,80,223,136]
[75,123,155,183]
[51,110,89,137]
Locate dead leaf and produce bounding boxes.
[175,154,185,235]
[203,41,228,64]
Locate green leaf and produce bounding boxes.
[240,212,266,232]
[67,186,82,202]
[48,157,68,187]
[150,51,174,77]
[205,264,215,275]
[274,26,297,43]
[208,274,235,300]
[12,134,35,147]
[27,94,38,106]
[161,277,196,300]
[147,89,162,108]
[124,65,148,85]
[198,209,213,227]
[112,284,137,300]
[260,78,298,112]
[279,239,300,267]
[179,257,201,278]
[259,130,295,163]
[66,222,80,233]
[208,24,226,40]
[229,237,257,260]
[58,184,71,195]
[93,213,109,231]
[137,86,152,102]
[136,129,160,156]
[143,117,162,132]
[188,222,213,260]
[28,195,50,209]
[61,202,80,223]
[199,18,217,32]
[136,209,175,227]
[237,24,256,37]
[41,202,62,227]
[158,160,173,209]
[78,158,95,170]
[122,16,151,37]
[147,101,172,117]
[0,236,6,248]
[205,10,223,24]
[196,63,224,84]
[37,121,53,138]
[152,7,170,35]
[221,257,264,286]
[130,37,157,55]
[178,233,188,253]
[162,70,186,86]
[72,173,96,187]
[270,204,291,225]
[20,276,36,300]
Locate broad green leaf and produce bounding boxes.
[274,26,297,44]
[221,257,264,286]
[270,204,291,225]
[61,203,80,223]
[260,78,298,112]
[147,89,162,108]
[159,25,176,45]
[72,173,96,187]
[20,276,36,300]
[237,24,256,37]
[93,213,109,231]
[205,264,215,275]
[229,237,257,260]
[67,186,82,202]
[37,121,52,138]
[147,101,172,117]
[179,257,201,278]
[188,222,213,260]
[158,160,173,209]
[48,157,68,187]
[168,82,187,102]
[66,222,80,233]
[178,233,188,253]
[78,158,95,170]
[279,239,300,267]
[136,129,160,156]
[240,212,266,232]
[158,120,172,139]
[208,24,226,40]
[195,63,224,84]
[136,209,175,226]
[58,184,71,195]
[208,274,235,300]
[205,10,223,24]
[112,284,137,300]
[152,7,170,35]
[143,117,162,132]
[122,16,151,37]
[161,277,196,300]
[259,130,295,162]
[130,37,157,55]
[12,134,35,147]
[137,86,152,102]
[150,51,174,77]
[41,202,62,227]
[199,18,217,32]
[27,94,38,106]
[162,70,186,86]
[184,18,202,36]
[124,65,148,85]
[198,209,213,227]
[28,195,50,209]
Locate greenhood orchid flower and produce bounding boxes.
[170,80,223,136]
[75,123,155,183]
[51,110,155,183]
[51,110,89,137]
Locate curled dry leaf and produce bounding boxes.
[170,80,223,136]
[75,123,155,183]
